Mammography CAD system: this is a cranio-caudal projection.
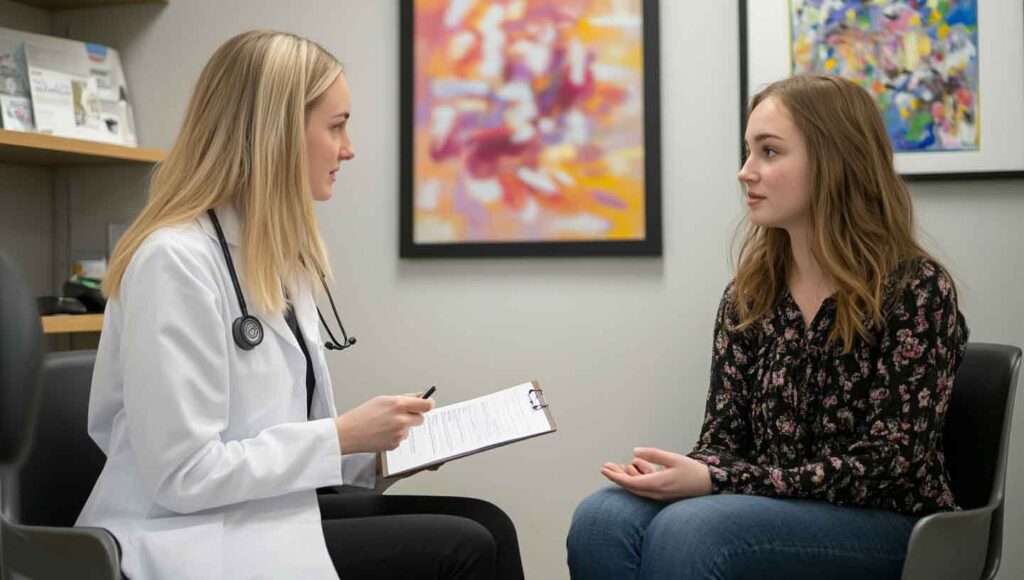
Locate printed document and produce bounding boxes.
[381,381,555,477]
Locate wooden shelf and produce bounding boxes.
[0,129,165,165]
[41,313,104,334]
[10,0,166,10]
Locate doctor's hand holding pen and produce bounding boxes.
[333,393,435,454]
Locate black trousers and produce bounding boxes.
[318,493,525,579]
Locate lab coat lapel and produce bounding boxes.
[258,303,304,360]
[293,279,336,417]
[293,283,321,354]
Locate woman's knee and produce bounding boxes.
[567,487,661,552]
[638,495,777,578]
[568,488,666,578]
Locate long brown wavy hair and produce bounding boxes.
[733,74,939,351]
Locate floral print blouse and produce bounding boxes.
[688,259,968,516]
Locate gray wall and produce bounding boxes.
[7,1,1021,578]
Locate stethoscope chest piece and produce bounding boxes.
[233,315,264,350]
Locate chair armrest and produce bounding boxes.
[902,508,991,580]
[1,518,120,580]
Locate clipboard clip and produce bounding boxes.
[528,388,548,411]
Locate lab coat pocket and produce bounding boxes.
[135,514,224,579]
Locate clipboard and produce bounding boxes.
[380,380,557,478]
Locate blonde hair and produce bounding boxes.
[104,29,342,314]
[733,74,937,351]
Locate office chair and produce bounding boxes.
[0,249,120,580]
[0,251,43,481]
[901,342,1021,580]
[0,250,44,577]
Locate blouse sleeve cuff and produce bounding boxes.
[688,450,738,494]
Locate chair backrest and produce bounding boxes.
[942,343,1021,511]
[0,251,44,470]
[16,350,107,527]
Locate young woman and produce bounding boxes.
[76,30,523,580]
[567,74,969,579]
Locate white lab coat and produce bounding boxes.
[76,205,378,579]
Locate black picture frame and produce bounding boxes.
[400,0,663,258]
[738,0,1024,181]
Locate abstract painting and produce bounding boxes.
[790,0,979,153]
[740,0,1024,179]
[401,0,662,257]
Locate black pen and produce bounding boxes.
[421,385,437,400]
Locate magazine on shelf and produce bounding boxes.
[0,30,34,131]
[23,33,108,142]
[86,43,137,146]
[0,26,138,146]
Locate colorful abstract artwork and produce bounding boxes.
[400,0,661,257]
[789,0,980,153]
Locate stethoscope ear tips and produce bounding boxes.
[323,336,356,351]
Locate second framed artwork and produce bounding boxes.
[740,0,1024,180]
[400,0,662,257]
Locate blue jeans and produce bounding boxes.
[567,487,919,579]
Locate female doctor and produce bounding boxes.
[77,30,524,579]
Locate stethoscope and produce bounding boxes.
[207,209,356,352]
